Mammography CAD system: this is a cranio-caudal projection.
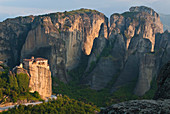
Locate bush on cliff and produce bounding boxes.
[16,73,29,93]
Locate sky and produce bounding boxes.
[0,0,170,21]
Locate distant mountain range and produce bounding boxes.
[160,14,170,31]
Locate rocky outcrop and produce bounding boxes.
[111,36,152,94]
[110,6,163,51]
[0,16,34,67]
[85,23,108,72]
[83,33,125,90]
[130,6,159,17]
[12,64,29,76]
[134,53,156,96]
[108,6,165,96]
[22,57,52,99]
[155,31,170,68]
[12,57,52,99]
[100,99,170,114]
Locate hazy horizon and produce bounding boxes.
[0,0,170,22]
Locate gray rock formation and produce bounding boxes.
[110,6,163,51]
[155,31,170,68]
[0,16,34,67]
[85,23,108,72]
[0,9,108,83]
[130,6,159,16]
[83,33,125,90]
[20,9,108,83]
[105,6,163,96]
[134,53,156,96]
[81,6,165,96]
[100,99,170,114]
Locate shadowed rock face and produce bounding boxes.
[100,61,170,114]
[0,16,34,67]
[111,36,152,94]
[82,33,125,90]
[154,61,170,99]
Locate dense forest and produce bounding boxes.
[53,76,157,107]
[2,96,99,114]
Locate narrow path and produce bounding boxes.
[0,95,57,112]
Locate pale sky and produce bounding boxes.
[0,0,170,21]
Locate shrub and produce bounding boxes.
[16,73,29,93]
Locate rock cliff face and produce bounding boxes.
[110,6,163,51]
[82,6,164,96]
[23,57,52,99]
[12,57,52,99]
[0,9,108,83]
[0,6,169,97]
[0,16,34,67]
[83,33,125,90]
[20,9,108,82]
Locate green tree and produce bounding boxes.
[33,91,41,99]
[16,73,29,93]
[8,74,18,90]
[0,89,3,99]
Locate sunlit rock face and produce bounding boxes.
[0,9,108,83]
[12,56,52,99]
[110,6,163,51]
[23,57,52,99]
[20,9,108,83]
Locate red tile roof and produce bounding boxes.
[23,57,47,62]
[35,58,47,61]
